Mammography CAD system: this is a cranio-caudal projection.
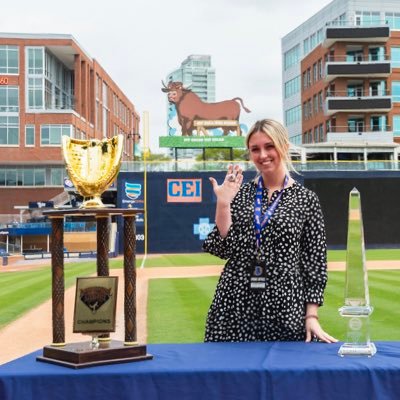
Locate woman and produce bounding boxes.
[203,119,337,343]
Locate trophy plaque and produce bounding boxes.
[37,134,152,368]
[338,188,376,357]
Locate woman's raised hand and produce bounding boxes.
[209,164,243,206]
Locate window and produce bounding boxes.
[318,59,323,79]
[392,81,400,102]
[313,127,318,143]
[348,118,364,133]
[313,95,318,114]
[347,84,363,97]
[317,29,323,45]
[0,86,19,112]
[27,48,44,75]
[318,124,324,142]
[310,33,317,49]
[370,115,386,131]
[318,91,323,110]
[369,81,386,96]
[346,50,363,62]
[391,47,400,68]
[0,167,63,186]
[0,116,19,145]
[313,63,318,83]
[369,46,384,61]
[393,115,400,137]
[385,12,400,29]
[285,105,301,126]
[303,38,309,56]
[284,44,300,70]
[306,69,311,87]
[303,102,307,120]
[25,125,35,146]
[28,77,44,109]
[0,45,19,74]
[284,76,300,98]
[50,168,64,186]
[22,169,34,186]
[355,11,380,27]
[41,124,71,145]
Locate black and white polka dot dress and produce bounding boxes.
[203,179,327,342]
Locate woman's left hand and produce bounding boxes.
[305,318,338,343]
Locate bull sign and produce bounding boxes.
[162,81,250,136]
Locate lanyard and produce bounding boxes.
[254,175,288,252]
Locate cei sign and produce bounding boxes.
[167,179,202,203]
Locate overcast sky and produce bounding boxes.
[3,0,333,152]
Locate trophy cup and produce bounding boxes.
[338,188,376,357]
[37,134,152,368]
[62,135,123,208]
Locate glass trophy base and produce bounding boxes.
[339,305,373,316]
[338,342,377,357]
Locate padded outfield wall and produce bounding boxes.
[116,171,400,254]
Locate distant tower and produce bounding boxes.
[165,55,216,158]
[167,55,215,102]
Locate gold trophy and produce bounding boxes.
[62,134,124,208]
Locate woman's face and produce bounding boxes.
[248,131,283,176]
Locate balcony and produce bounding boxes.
[325,55,390,82]
[324,91,392,115]
[323,25,390,48]
[326,126,393,144]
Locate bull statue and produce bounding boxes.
[162,81,251,136]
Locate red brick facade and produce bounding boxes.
[0,34,139,214]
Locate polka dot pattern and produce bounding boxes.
[203,180,328,342]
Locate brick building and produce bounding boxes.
[0,33,140,216]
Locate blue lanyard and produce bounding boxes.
[254,175,288,252]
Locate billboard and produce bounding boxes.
[159,81,250,149]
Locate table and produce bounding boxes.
[1,342,399,400]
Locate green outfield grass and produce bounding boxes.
[1,252,399,336]
[0,262,97,329]
[147,270,400,343]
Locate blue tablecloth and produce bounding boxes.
[0,341,399,400]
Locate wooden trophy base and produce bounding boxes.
[37,340,153,369]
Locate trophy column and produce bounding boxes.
[123,214,137,345]
[338,188,376,357]
[96,215,110,342]
[49,215,66,346]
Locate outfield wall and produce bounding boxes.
[117,171,400,254]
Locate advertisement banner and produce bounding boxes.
[159,136,245,148]
[117,172,145,253]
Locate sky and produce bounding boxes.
[3,0,333,152]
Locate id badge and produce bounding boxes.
[249,259,267,292]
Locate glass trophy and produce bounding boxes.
[338,188,376,357]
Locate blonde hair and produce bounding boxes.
[246,118,296,173]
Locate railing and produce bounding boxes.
[327,125,391,133]
[0,221,96,232]
[325,19,389,28]
[295,160,398,171]
[326,90,390,97]
[121,160,400,173]
[325,55,390,62]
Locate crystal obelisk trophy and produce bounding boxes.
[338,188,376,357]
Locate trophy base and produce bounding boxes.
[338,342,377,357]
[36,340,153,369]
[81,196,105,208]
